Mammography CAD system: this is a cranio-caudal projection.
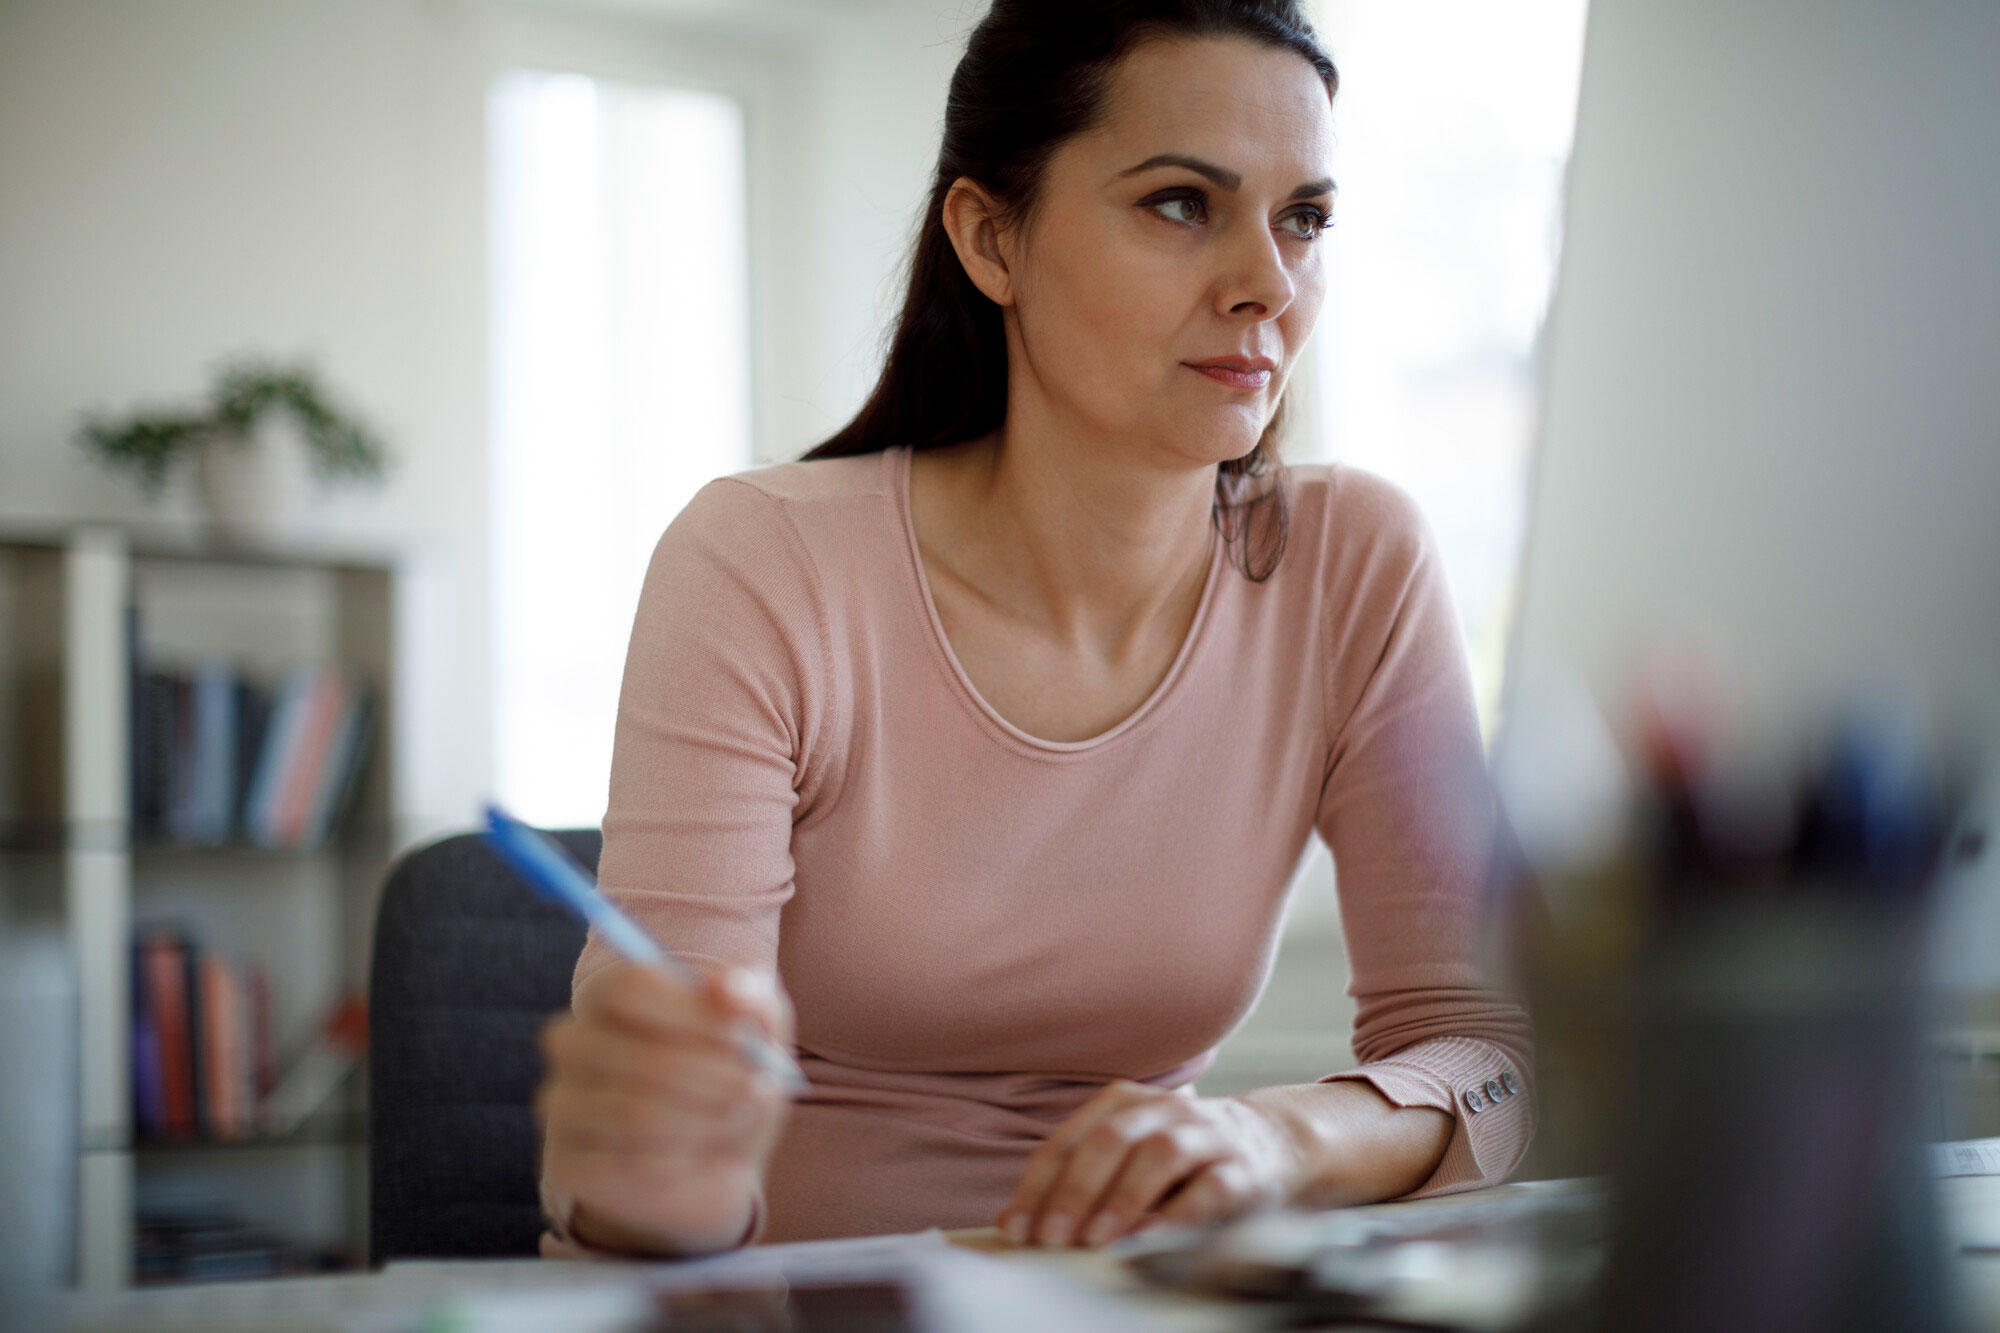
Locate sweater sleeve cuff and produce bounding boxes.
[538,1181,765,1259]
[1321,1035,1533,1198]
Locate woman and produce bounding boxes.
[536,0,1532,1257]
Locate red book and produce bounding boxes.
[199,953,239,1139]
[273,670,344,848]
[140,934,195,1141]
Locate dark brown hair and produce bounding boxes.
[800,0,1338,581]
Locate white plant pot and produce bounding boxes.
[197,416,318,544]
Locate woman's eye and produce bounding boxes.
[1278,208,1331,240]
[1147,194,1206,225]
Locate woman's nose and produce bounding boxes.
[1216,221,1296,320]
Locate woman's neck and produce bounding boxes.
[925,409,1217,655]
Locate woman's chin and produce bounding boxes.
[1149,408,1270,467]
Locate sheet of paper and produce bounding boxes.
[61,1228,1175,1333]
[1932,1138,2000,1179]
[435,1230,1188,1333]
[649,1226,953,1285]
[62,1230,959,1332]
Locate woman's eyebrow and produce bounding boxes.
[1119,153,1241,190]
[1119,153,1336,202]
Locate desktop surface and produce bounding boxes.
[57,1170,2000,1332]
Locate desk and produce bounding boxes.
[963,1176,2000,1332]
[58,1177,2000,1332]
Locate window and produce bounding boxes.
[1307,0,1589,728]
[489,72,752,826]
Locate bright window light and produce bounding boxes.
[489,71,752,827]
[1307,0,1589,728]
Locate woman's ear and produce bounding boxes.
[941,177,1016,307]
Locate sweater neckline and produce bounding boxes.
[889,444,1225,758]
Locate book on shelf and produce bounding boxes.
[238,664,376,849]
[304,688,375,849]
[130,931,275,1144]
[127,634,376,849]
[132,929,366,1146]
[168,663,236,844]
[199,950,252,1139]
[134,935,191,1141]
[264,668,342,848]
[135,1208,288,1285]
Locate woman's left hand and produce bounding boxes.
[995,1081,1304,1248]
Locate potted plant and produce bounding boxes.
[77,360,390,543]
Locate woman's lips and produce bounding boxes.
[1185,357,1276,391]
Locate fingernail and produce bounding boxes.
[1039,1213,1073,1247]
[1081,1214,1120,1246]
[999,1213,1028,1245]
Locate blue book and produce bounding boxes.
[230,679,270,841]
[131,941,165,1141]
[241,666,314,847]
[169,662,236,845]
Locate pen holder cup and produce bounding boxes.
[1589,893,1949,1333]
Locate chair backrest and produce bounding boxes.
[367,828,595,1264]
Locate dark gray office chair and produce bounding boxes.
[367,828,595,1264]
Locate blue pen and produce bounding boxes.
[481,802,808,1094]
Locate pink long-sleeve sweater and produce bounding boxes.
[572,443,1533,1244]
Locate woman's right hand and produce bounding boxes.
[535,960,794,1256]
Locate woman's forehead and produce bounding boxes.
[1083,35,1334,181]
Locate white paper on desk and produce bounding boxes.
[653,1226,953,1286]
[1931,1138,2000,1178]
[444,1232,1174,1333]
[63,1231,1176,1333]
[60,1233,953,1333]
[424,1230,957,1332]
[401,1228,952,1287]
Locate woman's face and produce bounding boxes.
[1003,36,1335,468]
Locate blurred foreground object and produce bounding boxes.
[1502,678,1969,1330]
[1500,0,1997,1323]
[1509,0,2000,949]
[0,931,77,1332]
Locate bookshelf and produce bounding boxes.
[0,523,410,1289]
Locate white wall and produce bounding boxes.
[792,0,970,433]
